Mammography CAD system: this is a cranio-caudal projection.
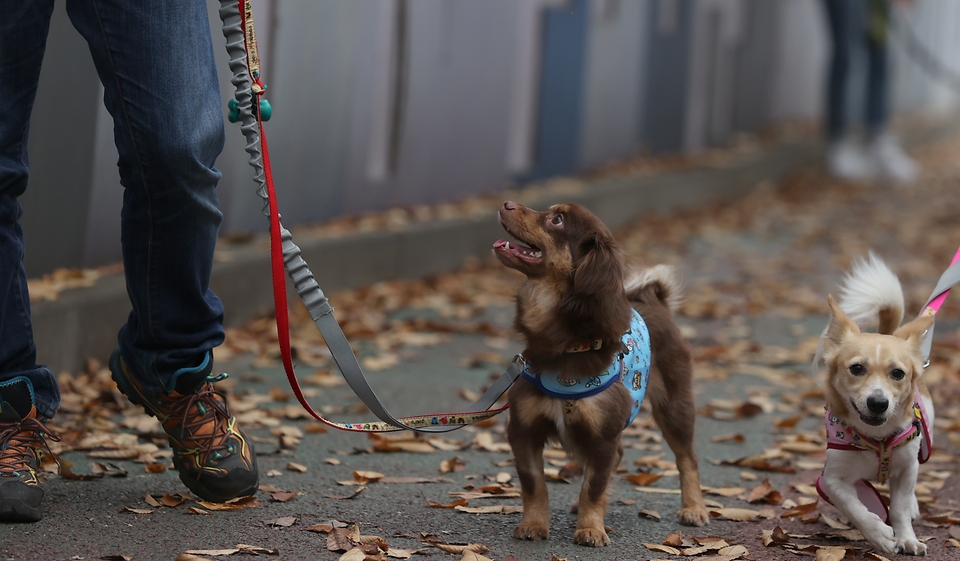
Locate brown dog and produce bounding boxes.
[493,200,708,546]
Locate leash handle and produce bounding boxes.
[218,0,517,432]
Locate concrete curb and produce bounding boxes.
[32,119,952,375]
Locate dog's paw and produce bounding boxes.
[860,519,897,553]
[573,527,610,547]
[897,537,927,556]
[513,522,549,541]
[677,506,710,527]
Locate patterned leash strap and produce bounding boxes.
[919,245,960,365]
[217,0,519,432]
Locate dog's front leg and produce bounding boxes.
[571,438,619,547]
[820,454,896,553]
[509,422,551,540]
[888,459,925,555]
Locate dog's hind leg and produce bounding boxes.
[648,363,709,526]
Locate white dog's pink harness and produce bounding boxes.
[815,389,932,521]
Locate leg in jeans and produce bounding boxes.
[0,1,61,420]
[865,4,890,137]
[823,0,863,141]
[64,0,226,392]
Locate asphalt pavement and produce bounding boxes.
[5,117,960,561]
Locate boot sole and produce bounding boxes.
[0,481,43,522]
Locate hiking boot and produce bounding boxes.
[109,349,258,502]
[0,377,59,523]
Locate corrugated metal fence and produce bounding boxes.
[20,0,960,275]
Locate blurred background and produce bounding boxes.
[21,0,960,276]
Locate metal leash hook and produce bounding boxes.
[217,0,518,433]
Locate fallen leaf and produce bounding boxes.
[711,433,746,443]
[195,496,261,511]
[427,498,469,509]
[440,456,466,474]
[287,462,308,473]
[324,486,366,500]
[623,473,662,486]
[638,509,661,521]
[746,479,783,504]
[120,507,154,515]
[781,501,818,518]
[815,547,848,561]
[709,508,761,521]
[265,515,298,527]
[339,548,366,561]
[704,486,747,497]
[643,543,681,555]
[269,491,298,502]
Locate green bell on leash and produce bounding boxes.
[227,97,272,123]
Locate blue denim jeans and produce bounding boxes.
[823,0,890,140]
[0,1,226,419]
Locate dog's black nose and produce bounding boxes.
[866,396,889,414]
[502,200,516,211]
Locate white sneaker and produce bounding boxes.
[826,138,873,181]
[867,133,918,184]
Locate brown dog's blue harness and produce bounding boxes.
[521,310,652,428]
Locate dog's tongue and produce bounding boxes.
[494,239,533,251]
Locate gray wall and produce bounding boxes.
[20,0,960,277]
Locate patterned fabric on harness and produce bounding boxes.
[814,388,932,522]
[520,309,652,428]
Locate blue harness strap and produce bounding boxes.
[521,310,652,427]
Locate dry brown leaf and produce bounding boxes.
[711,433,746,443]
[815,547,848,561]
[427,498,468,509]
[746,479,783,504]
[709,508,761,521]
[265,516,298,527]
[761,525,791,546]
[638,509,661,521]
[642,543,681,555]
[195,496,260,511]
[623,473,662,486]
[338,549,367,561]
[120,507,153,515]
[144,494,162,508]
[460,551,494,561]
[704,486,747,497]
[440,456,466,474]
[455,505,506,514]
[286,462,308,473]
[781,501,818,518]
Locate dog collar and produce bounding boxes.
[566,340,603,353]
[521,310,652,428]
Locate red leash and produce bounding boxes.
[229,1,517,432]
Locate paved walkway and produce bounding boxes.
[6,121,960,560]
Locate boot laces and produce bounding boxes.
[0,417,60,476]
[160,382,234,478]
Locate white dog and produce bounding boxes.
[814,254,933,555]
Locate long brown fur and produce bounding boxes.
[493,201,709,547]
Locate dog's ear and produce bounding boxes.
[825,294,860,350]
[571,235,624,297]
[892,313,935,350]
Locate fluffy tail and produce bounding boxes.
[813,252,905,370]
[625,264,683,313]
[836,252,905,334]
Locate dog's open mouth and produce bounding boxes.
[851,400,886,426]
[493,239,543,263]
